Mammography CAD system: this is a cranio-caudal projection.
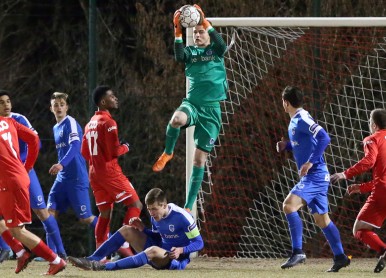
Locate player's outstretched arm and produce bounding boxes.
[330,172,346,183]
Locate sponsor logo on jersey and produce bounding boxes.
[163,233,179,239]
[107,126,117,132]
[0,120,10,132]
[169,225,175,232]
[56,142,67,149]
[364,140,373,145]
[116,191,126,200]
[88,121,98,129]
[201,55,215,62]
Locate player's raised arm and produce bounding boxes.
[194,4,227,56]
[173,8,185,62]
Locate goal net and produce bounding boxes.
[193,18,386,258]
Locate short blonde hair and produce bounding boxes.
[51,92,69,104]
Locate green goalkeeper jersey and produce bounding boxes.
[174,28,228,105]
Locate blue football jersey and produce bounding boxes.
[151,203,201,253]
[288,109,327,171]
[53,115,88,183]
[11,112,38,162]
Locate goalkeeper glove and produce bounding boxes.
[173,9,182,38]
[120,139,130,150]
[194,4,211,29]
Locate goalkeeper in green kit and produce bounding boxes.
[153,4,228,212]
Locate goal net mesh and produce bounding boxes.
[196,23,386,258]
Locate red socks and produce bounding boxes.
[355,229,386,253]
[1,230,24,253]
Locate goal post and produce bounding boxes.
[185,17,386,258]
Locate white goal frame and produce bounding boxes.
[185,17,386,221]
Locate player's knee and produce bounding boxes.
[170,115,185,127]
[144,246,162,259]
[282,203,293,214]
[79,216,93,225]
[33,208,50,221]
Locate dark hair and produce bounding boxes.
[145,188,167,206]
[371,109,386,129]
[92,85,111,106]
[282,86,304,108]
[51,92,69,105]
[0,90,10,98]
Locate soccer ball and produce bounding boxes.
[179,5,201,28]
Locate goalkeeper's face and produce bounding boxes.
[193,25,210,47]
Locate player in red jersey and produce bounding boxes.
[0,117,66,275]
[331,108,386,273]
[81,85,142,250]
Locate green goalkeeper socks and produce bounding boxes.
[164,124,180,155]
[184,166,205,210]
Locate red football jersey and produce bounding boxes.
[344,130,386,196]
[81,110,129,178]
[0,117,39,188]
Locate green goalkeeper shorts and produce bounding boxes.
[177,98,222,153]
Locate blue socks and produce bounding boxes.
[286,212,303,252]
[105,251,148,270]
[322,221,344,256]
[43,215,65,255]
[88,230,125,261]
[0,236,11,251]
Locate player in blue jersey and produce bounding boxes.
[68,188,204,271]
[276,86,350,272]
[49,92,98,238]
[0,90,66,259]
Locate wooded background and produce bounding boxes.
[1,0,385,256]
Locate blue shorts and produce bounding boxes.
[145,233,190,270]
[48,180,93,219]
[290,170,330,214]
[29,169,47,210]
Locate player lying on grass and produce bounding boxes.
[68,188,203,271]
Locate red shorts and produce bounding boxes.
[90,172,139,208]
[0,185,31,228]
[357,196,386,228]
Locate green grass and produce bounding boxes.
[0,257,380,278]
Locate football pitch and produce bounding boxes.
[0,257,380,277]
